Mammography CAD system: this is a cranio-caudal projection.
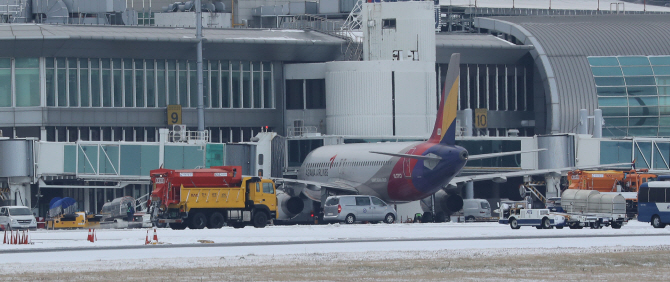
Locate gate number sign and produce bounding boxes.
[475,108,487,128]
[167,105,182,125]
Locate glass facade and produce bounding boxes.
[590,56,670,137]
[45,126,271,143]
[44,58,275,109]
[0,57,40,107]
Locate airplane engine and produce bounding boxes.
[420,190,464,222]
[276,191,305,220]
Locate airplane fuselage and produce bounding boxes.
[298,141,468,203]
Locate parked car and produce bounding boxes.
[323,195,397,224]
[0,206,37,231]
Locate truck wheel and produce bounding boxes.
[384,213,395,224]
[208,212,225,229]
[611,221,622,229]
[591,220,601,229]
[510,218,520,229]
[188,212,207,229]
[252,212,268,228]
[541,218,551,229]
[422,212,433,223]
[170,222,187,230]
[465,216,475,222]
[556,225,564,229]
[345,214,356,224]
[652,215,666,228]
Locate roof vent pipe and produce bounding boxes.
[578,109,588,135]
[593,109,603,138]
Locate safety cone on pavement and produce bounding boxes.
[87,229,93,242]
[3,230,6,244]
[152,228,158,242]
[145,230,150,245]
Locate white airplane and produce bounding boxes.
[274,53,626,220]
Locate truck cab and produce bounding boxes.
[498,202,566,230]
[0,206,37,231]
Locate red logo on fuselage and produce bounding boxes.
[330,155,337,168]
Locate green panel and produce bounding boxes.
[206,144,225,168]
[653,142,670,170]
[600,107,628,117]
[598,97,627,107]
[603,117,627,127]
[120,145,142,175]
[183,146,204,169]
[627,86,657,96]
[99,145,119,174]
[656,76,670,85]
[653,66,670,75]
[78,145,98,174]
[629,127,658,137]
[140,145,160,176]
[600,141,632,165]
[591,67,622,76]
[64,145,76,173]
[635,142,653,168]
[650,57,670,66]
[594,77,624,86]
[618,57,650,66]
[624,76,656,86]
[164,146,185,169]
[629,117,658,126]
[597,87,626,96]
[622,66,653,76]
[588,57,619,66]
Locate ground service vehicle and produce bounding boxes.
[463,199,491,221]
[323,195,397,224]
[559,189,627,229]
[637,181,670,228]
[499,201,565,229]
[568,169,657,218]
[149,166,277,229]
[0,206,37,230]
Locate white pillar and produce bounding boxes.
[159,128,168,168]
[578,109,588,135]
[593,109,603,138]
[84,188,90,213]
[464,182,474,199]
[463,108,473,137]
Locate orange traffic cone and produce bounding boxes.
[87,229,92,242]
[3,230,6,244]
[152,228,158,242]
[145,230,150,245]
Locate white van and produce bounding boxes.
[0,206,37,231]
[463,199,491,221]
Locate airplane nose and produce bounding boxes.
[459,150,468,161]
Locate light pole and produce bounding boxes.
[196,0,204,133]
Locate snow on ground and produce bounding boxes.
[0,220,669,274]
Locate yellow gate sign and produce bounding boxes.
[475,108,488,128]
[167,105,182,125]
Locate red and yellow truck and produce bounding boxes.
[149,166,277,229]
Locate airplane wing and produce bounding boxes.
[271,178,359,202]
[449,162,633,185]
[467,149,546,161]
[369,151,441,161]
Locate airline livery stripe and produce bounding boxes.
[440,75,459,142]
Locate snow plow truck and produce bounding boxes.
[149,166,277,229]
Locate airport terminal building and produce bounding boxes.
[2,0,670,215]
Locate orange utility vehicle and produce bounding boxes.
[149,166,277,229]
[567,169,658,218]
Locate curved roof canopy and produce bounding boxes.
[475,15,670,133]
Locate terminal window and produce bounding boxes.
[590,56,670,137]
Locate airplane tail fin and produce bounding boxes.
[428,53,460,145]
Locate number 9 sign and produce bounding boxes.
[167,105,182,125]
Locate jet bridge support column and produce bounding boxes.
[464,182,474,199]
[545,173,561,199]
[8,177,31,208]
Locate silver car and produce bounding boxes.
[323,195,397,224]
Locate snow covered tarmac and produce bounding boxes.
[1,221,670,281]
